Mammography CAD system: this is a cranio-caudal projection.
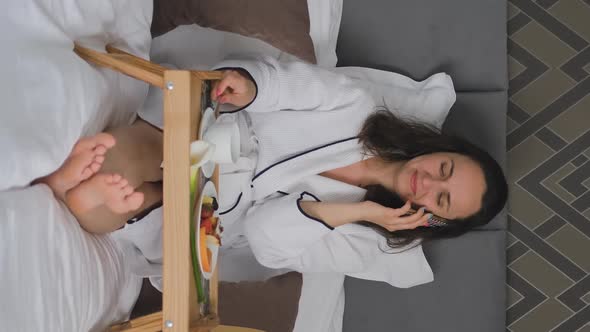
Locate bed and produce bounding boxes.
[0,0,343,330]
[336,1,508,331]
[0,0,507,331]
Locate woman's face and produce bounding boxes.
[393,152,486,220]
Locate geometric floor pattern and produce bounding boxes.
[506,1,590,331]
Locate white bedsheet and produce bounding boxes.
[0,0,152,330]
[0,0,152,190]
[0,186,141,332]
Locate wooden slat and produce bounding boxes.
[105,45,223,82]
[106,45,170,76]
[162,71,203,331]
[104,45,222,81]
[74,43,165,88]
[109,312,162,332]
[212,326,264,332]
[106,45,164,70]
[191,71,224,81]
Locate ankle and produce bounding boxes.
[35,173,67,202]
[64,186,88,216]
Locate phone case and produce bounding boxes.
[404,208,449,227]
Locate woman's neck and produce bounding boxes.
[320,157,405,189]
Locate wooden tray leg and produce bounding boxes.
[73,43,166,88]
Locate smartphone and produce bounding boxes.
[364,185,448,227]
[403,208,448,227]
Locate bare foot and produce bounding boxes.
[40,133,116,200]
[66,173,145,217]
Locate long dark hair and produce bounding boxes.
[357,109,508,249]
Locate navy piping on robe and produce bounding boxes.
[213,67,258,114]
[219,192,243,215]
[296,192,334,230]
[251,136,359,182]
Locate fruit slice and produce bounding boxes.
[206,234,220,247]
[199,228,210,272]
[207,248,213,265]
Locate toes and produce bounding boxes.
[89,162,102,174]
[117,178,129,188]
[103,174,116,184]
[80,167,94,181]
[94,145,107,155]
[112,174,122,183]
[75,150,96,166]
[95,133,116,149]
[121,184,134,196]
[71,136,96,154]
[94,155,105,164]
[125,192,145,211]
[71,133,116,155]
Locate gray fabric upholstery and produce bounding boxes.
[336,0,508,91]
[343,230,507,332]
[444,92,507,168]
[336,0,508,330]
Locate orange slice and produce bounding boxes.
[199,228,210,272]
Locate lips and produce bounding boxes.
[410,171,417,196]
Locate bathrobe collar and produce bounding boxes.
[251,137,365,200]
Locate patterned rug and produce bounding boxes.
[506,0,590,331]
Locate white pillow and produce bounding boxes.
[0,0,152,190]
[335,66,456,129]
[0,185,142,331]
[307,0,343,67]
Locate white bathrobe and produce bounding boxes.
[213,55,436,331]
[131,55,453,331]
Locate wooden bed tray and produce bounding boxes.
[74,44,263,332]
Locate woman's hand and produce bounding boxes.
[210,69,256,107]
[362,200,430,232]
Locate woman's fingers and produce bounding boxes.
[397,207,426,224]
[391,200,413,217]
[211,73,233,100]
[210,71,236,101]
[383,207,430,232]
[210,70,255,107]
[396,213,431,231]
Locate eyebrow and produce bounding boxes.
[447,159,454,212]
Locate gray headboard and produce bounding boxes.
[336,0,508,331]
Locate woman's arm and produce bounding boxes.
[298,201,367,228]
[299,200,430,231]
[243,192,432,276]
[211,55,372,113]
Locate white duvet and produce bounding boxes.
[0,0,345,330]
[0,0,152,330]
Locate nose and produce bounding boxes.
[418,173,446,205]
[421,173,444,192]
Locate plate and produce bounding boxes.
[195,181,221,280]
[199,107,216,178]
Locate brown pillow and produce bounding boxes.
[151,0,317,64]
[219,272,302,332]
[131,272,303,332]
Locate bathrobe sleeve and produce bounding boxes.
[243,192,336,268]
[213,55,371,113]
[244,192,434,288]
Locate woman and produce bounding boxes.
[39,54,507,271]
